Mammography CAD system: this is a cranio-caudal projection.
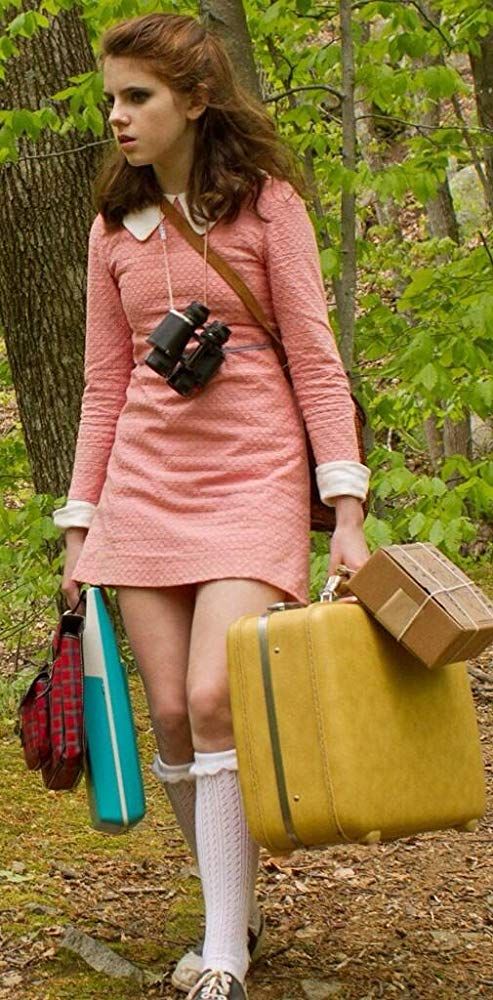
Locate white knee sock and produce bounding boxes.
[152,753,261,938]
[191,748,259,983]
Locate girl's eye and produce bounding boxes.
[103,91,149,108]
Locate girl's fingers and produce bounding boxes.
[62,580,81,611]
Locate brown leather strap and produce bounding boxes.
[160,198,287,368]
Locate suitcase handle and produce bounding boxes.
[319,564,353,602]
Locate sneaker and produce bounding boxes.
[186,969,247,999]
[171,913,265,993]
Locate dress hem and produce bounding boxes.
[74,563,309,607]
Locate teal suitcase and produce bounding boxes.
[82,587,146,833]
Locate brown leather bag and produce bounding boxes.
[160,198,368,533]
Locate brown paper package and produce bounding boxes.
[348,543,493,669]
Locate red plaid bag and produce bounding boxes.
[18,669,51,769]
[19,606,85,791]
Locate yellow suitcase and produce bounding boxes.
[227,601,486,853]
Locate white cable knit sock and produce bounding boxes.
[152,753,261,941]
[191,748,259,983]
[151,755,197,858]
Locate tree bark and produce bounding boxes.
[423,414,444,471]
[451,91,493,219]
[421,76,471,459]
[199,0,261,99]
[469,21,493,212]
[0,2,106,497]
[339,0,357,375]
[356,23,401,231]
[418,5,470,461]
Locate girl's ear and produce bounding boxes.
[187,83,209,121]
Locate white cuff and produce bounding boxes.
[52,499,97,530]
[316,460,370,507]
[151,754,195,784]
[190,749,238,778]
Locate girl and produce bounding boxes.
[54,13,371,999]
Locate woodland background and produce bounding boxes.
[0,1,493,998]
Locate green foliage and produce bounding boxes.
[365,447,491,556]
[0,0,492,664]
[309,531,330,601]
[0,345,60,653]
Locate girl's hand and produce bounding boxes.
[61,527,87,611]
[327,499,371,603]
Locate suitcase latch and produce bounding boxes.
[319,564,352,602]
[267,601,305,613]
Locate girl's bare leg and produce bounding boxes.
[116,583,196,764]
[187,579,284,988]
[117,585,200,890]
[187,578,283,751]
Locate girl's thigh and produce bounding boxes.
[187,578,285,751]
[116,584,196,763]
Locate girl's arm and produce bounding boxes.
[261,178,370,510]
[53,216,134,530]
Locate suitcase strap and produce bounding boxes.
[258,614,304,849]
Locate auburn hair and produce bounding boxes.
[94,12,306,229]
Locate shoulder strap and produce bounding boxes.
[160,198,287,367]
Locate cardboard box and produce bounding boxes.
[348,543,493,669]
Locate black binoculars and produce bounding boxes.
[145,301,231,397]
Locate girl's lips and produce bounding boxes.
[118,137,136,145]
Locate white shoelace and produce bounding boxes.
[196,970,233,998]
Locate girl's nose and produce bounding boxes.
[109,105,130,128]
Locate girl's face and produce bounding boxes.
[103,57,205,170]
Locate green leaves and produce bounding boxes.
[8,10,49,39]
[399,268,435,303]
[364,447,482,558]
[320,247,340,279]
[0,106,62,162]
[414,65,464,100]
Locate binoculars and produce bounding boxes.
[145,301,231,397]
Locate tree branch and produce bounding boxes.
[479,231,493,270]
[408,1,453,51]
[5,137,112,164]
[356,112,493,137]
[351,0,453,48]
[265,83,342,104]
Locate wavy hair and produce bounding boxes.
[94,12,305,228]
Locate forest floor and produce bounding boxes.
[1,571,493,1000]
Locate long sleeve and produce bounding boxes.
[262,179,370,505]
[63,216,134,508]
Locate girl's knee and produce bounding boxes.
[151,700,192,760]
[187,682,233,745]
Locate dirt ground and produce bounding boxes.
[1,653,492,1000]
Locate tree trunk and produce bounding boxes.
[421,92,471,458]
[443,417,472,460]
[451,91,493,219]
[0,2,106,497]
[425,179,460,244]
[339,0,357,375]
[423,414,444,471]
[420,6,460,246]
[356,23,401,231]
[469,22,493,211]
[419,7,470,461]
[199,0,261,99]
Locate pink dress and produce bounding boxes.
[69,178,365,604]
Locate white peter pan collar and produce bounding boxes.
[123,192,212,240]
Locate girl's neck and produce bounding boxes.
[152,133,195,196]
